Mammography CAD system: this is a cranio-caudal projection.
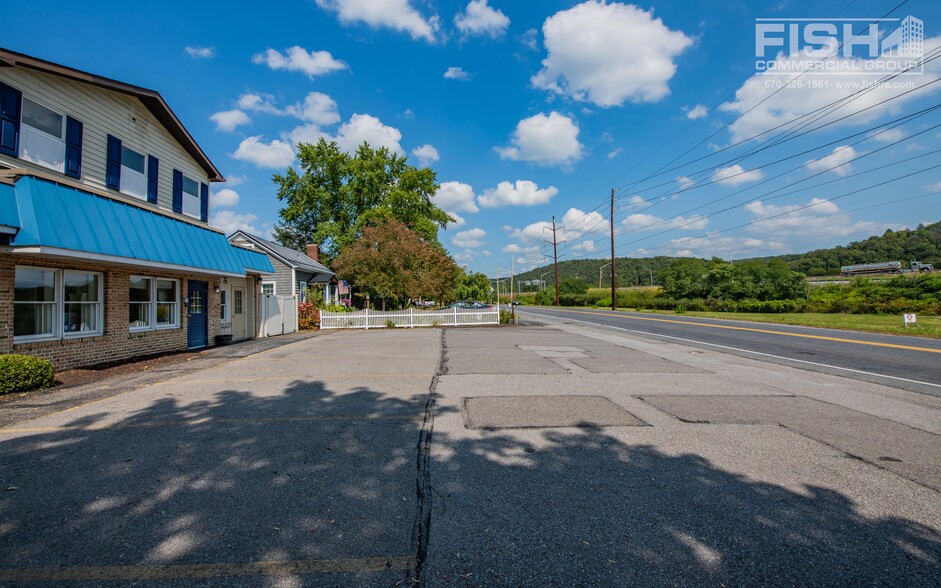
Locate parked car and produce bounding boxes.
[447,300,492,309]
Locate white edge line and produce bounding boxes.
[521,310,941,390]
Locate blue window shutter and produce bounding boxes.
[0,82,22,157]
[64,117,83,178]
[200,182,209,222]
[172,169,183,213]
[106,134,122,190]
[146,156,159,204]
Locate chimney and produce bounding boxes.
[306,244,320,262]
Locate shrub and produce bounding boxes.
[386,319,396,329]
[499,309,514,324]
[297,302,319,330]
[0,355,55,395]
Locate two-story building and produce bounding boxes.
[0,48,275,370]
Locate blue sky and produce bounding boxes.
[6,0,941,275]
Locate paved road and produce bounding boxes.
[521,306,941,396]
[1,325,939,585]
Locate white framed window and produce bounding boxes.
[13,266,102,343]
[13,266,57,341]
[181,175,200,219]
[120,145,147,200]
[20,98,65,173]
[129,276,153,330]
[156,279,180,329]
[63,271,102,337]
[220,289,229,321]
[129,277,180,331]
[261,282,275,296]
[297,281,308,302]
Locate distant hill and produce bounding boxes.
[750,220,941,275]
[511,220,941,285]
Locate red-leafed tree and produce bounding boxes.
[332,218,459,310]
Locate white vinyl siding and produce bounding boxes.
[0,66,210,218]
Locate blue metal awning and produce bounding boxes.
[0,181,19,235]
[6,175,274,276]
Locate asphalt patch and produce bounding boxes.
[462,395,646,429]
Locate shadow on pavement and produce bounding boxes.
[0,379,938,585]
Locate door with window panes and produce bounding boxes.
[187,281,208,349]
[232,287,246,340]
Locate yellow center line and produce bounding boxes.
[0,414,422,434]
[0,556,414,581]
[533,307,941,354]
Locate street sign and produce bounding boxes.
[904,313,917,325]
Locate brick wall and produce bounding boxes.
[0,253,232,370]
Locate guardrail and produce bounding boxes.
[320,306,500,329]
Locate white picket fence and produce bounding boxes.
[320,305,500,330]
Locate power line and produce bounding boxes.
[621,160,941,255]
[565,101,941,251]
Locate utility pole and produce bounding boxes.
[610,188,616,311]
[510,255,514,303]
[551,216,560,306]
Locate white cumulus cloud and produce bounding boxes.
[743,198,898,239]
[315,0,438,42]
[210,109,250,132]
[212,188,240,208]
[621,213,709,231]
[562,207,609,236]
[478,180,559,208]
[212,210,262,235]
[495,112,582,167]
[286,92,341,125]
[713,164,765,186]
[435,181,479,213]
[237,93,287,115]
[185,46,215,59]
[531,1,692,106]
[452,228,487,249]
[805,145,858,177]
[252,46,348,78]
[412,144,440,166]
[444,67,472,80]
[232,136,295,168]
[685,104,708,120]
[455,0,510,38]
[334,113,403,155]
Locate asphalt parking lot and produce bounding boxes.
[0,322,938,586]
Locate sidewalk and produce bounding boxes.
[0,331,316,428]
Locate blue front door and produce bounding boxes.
[187,280,208,349]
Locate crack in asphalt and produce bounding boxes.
[408,328,448,584]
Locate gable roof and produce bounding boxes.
[229,230,335,278]
[0,47,223,182]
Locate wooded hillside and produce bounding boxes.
[512,219,941,283]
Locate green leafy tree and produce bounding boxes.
[658,258,708,299]
[332,218,459,310]
[452,271,492,302]
[558,278,589,295]
[273,139,453,261]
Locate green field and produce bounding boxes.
[631,310,941,339]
